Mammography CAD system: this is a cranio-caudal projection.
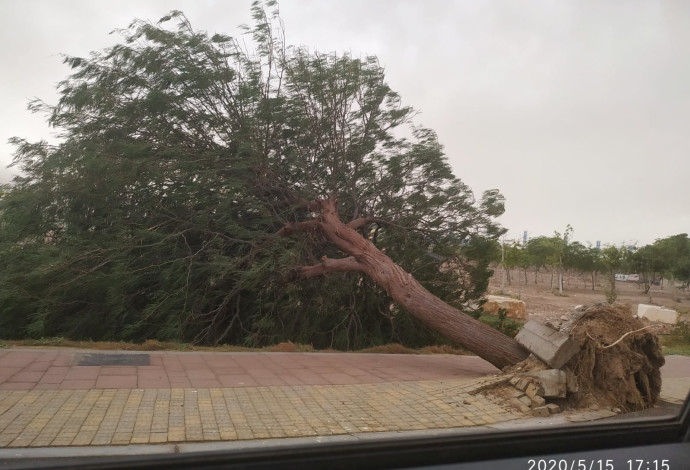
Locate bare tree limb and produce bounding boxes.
[276,219,321,237]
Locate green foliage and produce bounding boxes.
[653,234,690,288]
[478,310,522,338]
[629,244,664,294]
[525,236,553,271]
[21,336,67,346]
[0,2,503,349]
[662,322,690,356]
[502,241,529,274]
[599,245,629,304]
[563,241,596,273]
[672,321,690,341]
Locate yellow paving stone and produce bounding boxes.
[71,432,97,446]
[0,434,19,447]
[51,437,76,446]
[130,435,150,444]
[29,437,55,447]
[0,378,524,448]
[90,433,115,446]
[219,429,238,440]
[167,428,186,442]
[149,432,168,443]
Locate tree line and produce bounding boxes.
[496,230,690,302]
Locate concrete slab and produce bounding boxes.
[515,322,580,369]
[522,369,567,398]
[637,304,679,324]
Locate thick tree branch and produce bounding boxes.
[299,256,362,279]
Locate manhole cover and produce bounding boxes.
[77,353,150,366]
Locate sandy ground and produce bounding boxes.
[488,268,690,324]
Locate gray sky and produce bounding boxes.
[1,0,688,246]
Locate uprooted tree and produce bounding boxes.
[277,197,528,368]
[0,2,529,367]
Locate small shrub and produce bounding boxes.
[419,345,468,355]
[478,310,523,338]
[604,286,617,304]
[267,341,315,352]
[141,339,166,350]
[672,321,690,341]
[24,336,66,346]
[358,343,416,354]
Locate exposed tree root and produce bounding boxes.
[562,304,665,411]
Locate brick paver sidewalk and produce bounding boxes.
[0,349,520,448]
[0,349,687,449]
[0,349,498,390]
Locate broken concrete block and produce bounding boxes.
[515,321,580,368]
[514,378,530,391]
[518,395,532,407]
[636,304,678,324]
[530,395,546,407]
[509,376,521,387]
[523,369,567,398]
[509,398,531,414]
[532,406,550,417]
[484,295,527,320]
[546,403,561,414]
[565,369,579,394]
[524,382,544,399]
[506,388,525,399]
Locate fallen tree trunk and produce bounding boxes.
[279,198,530,369]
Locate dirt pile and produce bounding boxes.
[561,304,665,411]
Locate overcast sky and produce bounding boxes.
[1,0,688,246]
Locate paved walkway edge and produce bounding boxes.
[0,412,628,460]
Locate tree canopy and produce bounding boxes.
[0,2,506,350]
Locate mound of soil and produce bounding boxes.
[562,304,665,411]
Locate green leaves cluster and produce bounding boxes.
[0,2,504,348]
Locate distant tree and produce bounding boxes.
[587,245,602,290]
[503,241,529,285]
[653,234,690,290]
[629,244,665,295]
[551,225,573,295]
[0,3,527,367]
[526,236,552,285]
[564,241,597,290]
[599,245,629,303]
